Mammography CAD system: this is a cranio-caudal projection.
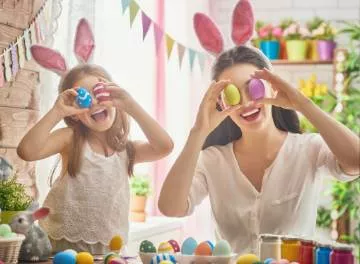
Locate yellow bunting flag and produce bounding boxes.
[166,34,175,59]
[129,0,140,27]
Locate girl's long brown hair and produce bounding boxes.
[59,64,135,177]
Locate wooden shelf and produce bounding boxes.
[271,59,333,65]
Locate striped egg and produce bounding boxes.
[150,254,176,264]
[93,82,111,103]
[76,87,92,108]
[158,242,174,254]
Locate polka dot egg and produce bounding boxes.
[53,251,76,264]
[150,253,176,264]
[158,241,174,254]
[194,242,212,256]
[76,252,94,264]
[168,240,180,253]
[140,240,156,253]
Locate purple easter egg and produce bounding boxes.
[249,78,265,100]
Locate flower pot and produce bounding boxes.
[0,211,22,224]
[286,40,308,61]
[130,195,147,213]
[317,40,336,61]
[260,40,280,60]
[130,211,146,222]
[307,40,319,60]
[280,39,287,59]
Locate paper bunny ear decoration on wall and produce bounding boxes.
[193,0,254,56]
[30,18,95,76]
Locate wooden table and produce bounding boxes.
[18,256,142,264]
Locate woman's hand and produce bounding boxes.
[193,80,244,136]
[53,88,89,118]
[251,68,309,112]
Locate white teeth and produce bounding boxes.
[91,109,105,115]
[241,108,260,117]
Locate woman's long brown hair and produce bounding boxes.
[58,64,135,177]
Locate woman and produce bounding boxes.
[158,45,359,254]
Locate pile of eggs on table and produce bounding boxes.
[139,237,233,263]
[53,235,125,264]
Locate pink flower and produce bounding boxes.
[272,27,283,38]
[299,27,311,37]
[259,27,270,38]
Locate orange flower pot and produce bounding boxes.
[130,195,147,222]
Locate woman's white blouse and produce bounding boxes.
[187,133,358,255]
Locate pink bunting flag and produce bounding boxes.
[11,44,19,76]
[0,55,4,88]
[153,23,164,55]
[24,29,32,60]
[142,12,152,40]
[177,43,185,68]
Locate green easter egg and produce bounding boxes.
[0,224,12,237]
[3,232,16,238]
[140,240,156,253]
[224,84,241,106]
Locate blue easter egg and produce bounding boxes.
[181,237,198,255]
[206,240,215,251]
[76,87,92,108]
[264,258,275,264]
[150,253,176,264]
[53,251,76,264]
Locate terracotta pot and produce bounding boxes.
[130,195,147,213]
[0,211,22,224]
[130,211,146,222]
[280,39,287,59]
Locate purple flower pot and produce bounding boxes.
[317,40,336,61]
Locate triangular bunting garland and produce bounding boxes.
[24,29,32,60]
[17,37,26,68]
[154,23,164,55]
[177,43,185,68]
[11,44,19,76]
[188,49,196,71]
[141,12,152,40]
[197,53,205,72]
[165,34,175,59]
[129,0,140,27]
[121,0,131,13]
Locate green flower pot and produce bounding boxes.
[286,40,308,61]
[0,211,22,224]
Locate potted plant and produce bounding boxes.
[283,22,311,61]
[251,20,266,49]
[257,23,282,60]
[279,18,295,59]
[130,174,151,222]
[307,17,325,60]
[0,174,33,224]
[312,21,337,61]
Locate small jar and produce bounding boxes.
[316,243,331,264]
[299,239,314,264]
[281,236,300,262]
[312,242,318,264]
[259,234,281,261]
[330,243,354,264]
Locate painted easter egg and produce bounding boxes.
[159,261,173,264]
[150,253,176,264]
[53,251,76,264]
[93,82,111,103]
[194,242,212,256]
[249,78,265,100]
[76,252,94,264]
[168,239,180,253]
[278,260,290,264]
[109,235,123,251]
[104,252,119,264]
[2,232,16,238]
[76,87,92,108]
[0,224,12,237]
[140,240,156,253]
[236,254,260,264]
[108,258,127,264]
[213,240,231,256]
[264,258,275,264]
[181,237,198,255]
[223,84,241,106]
[158,241,175,254]
[63,249,77,257]
[206,241,215,251]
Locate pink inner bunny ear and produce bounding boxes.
[231,0,255,45]
[194,13,224,55]
[32,207,50,221]
[30,45,67,75]
[74,18,95,63]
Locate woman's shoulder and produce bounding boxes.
[200,142,233,161]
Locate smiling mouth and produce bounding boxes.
[91,109,108,122]
[240,108,261,122]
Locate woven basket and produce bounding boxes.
[0,235,25,264]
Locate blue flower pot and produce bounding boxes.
[260,40,280,60]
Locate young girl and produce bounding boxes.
[17,19,173,254]
[159,0,359,255]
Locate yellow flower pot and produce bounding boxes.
[307,40,319,60]
[286,40,308,61]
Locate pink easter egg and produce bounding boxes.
[278,259,290,264]
[249,78,265,100]
[93,82,111,103]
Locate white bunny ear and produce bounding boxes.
[74,18,95,63]
[231,0,255,46]
[30,45,68,76]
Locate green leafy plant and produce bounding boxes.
[0,174,33,211]
[307,17,325,32]
[130,175,152,197]
[317,206,332,228]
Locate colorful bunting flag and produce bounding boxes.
[188,49,196,71]
[24,29,32,60]
[17,37,26,68]
[4,49,12,82]
[197,53,205,72]
[141,12,152,40]
[11,44,19,76]
[154,23,164,55]
[121,0,131,13]
[30,22,37,45]
[129,0,140,27]
[165,34,175,59]
[177,43,186,68]
[0,56,4,88]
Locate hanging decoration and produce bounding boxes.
[121,0,208,72]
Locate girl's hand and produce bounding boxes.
[53,88,89,118]
[251,68,309,111]
[193,80,244,136]
[101,83,134,111]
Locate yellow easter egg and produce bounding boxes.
[159,261,173,264]
[109,235,123,251]
[158,241,175,254]
[236,254,260,264]
[76,252,94,264]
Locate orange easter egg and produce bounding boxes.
[194,242,213,256]
[109,235,123,251]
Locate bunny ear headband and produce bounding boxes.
[30,18,95,76]
[193,0,254,56]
